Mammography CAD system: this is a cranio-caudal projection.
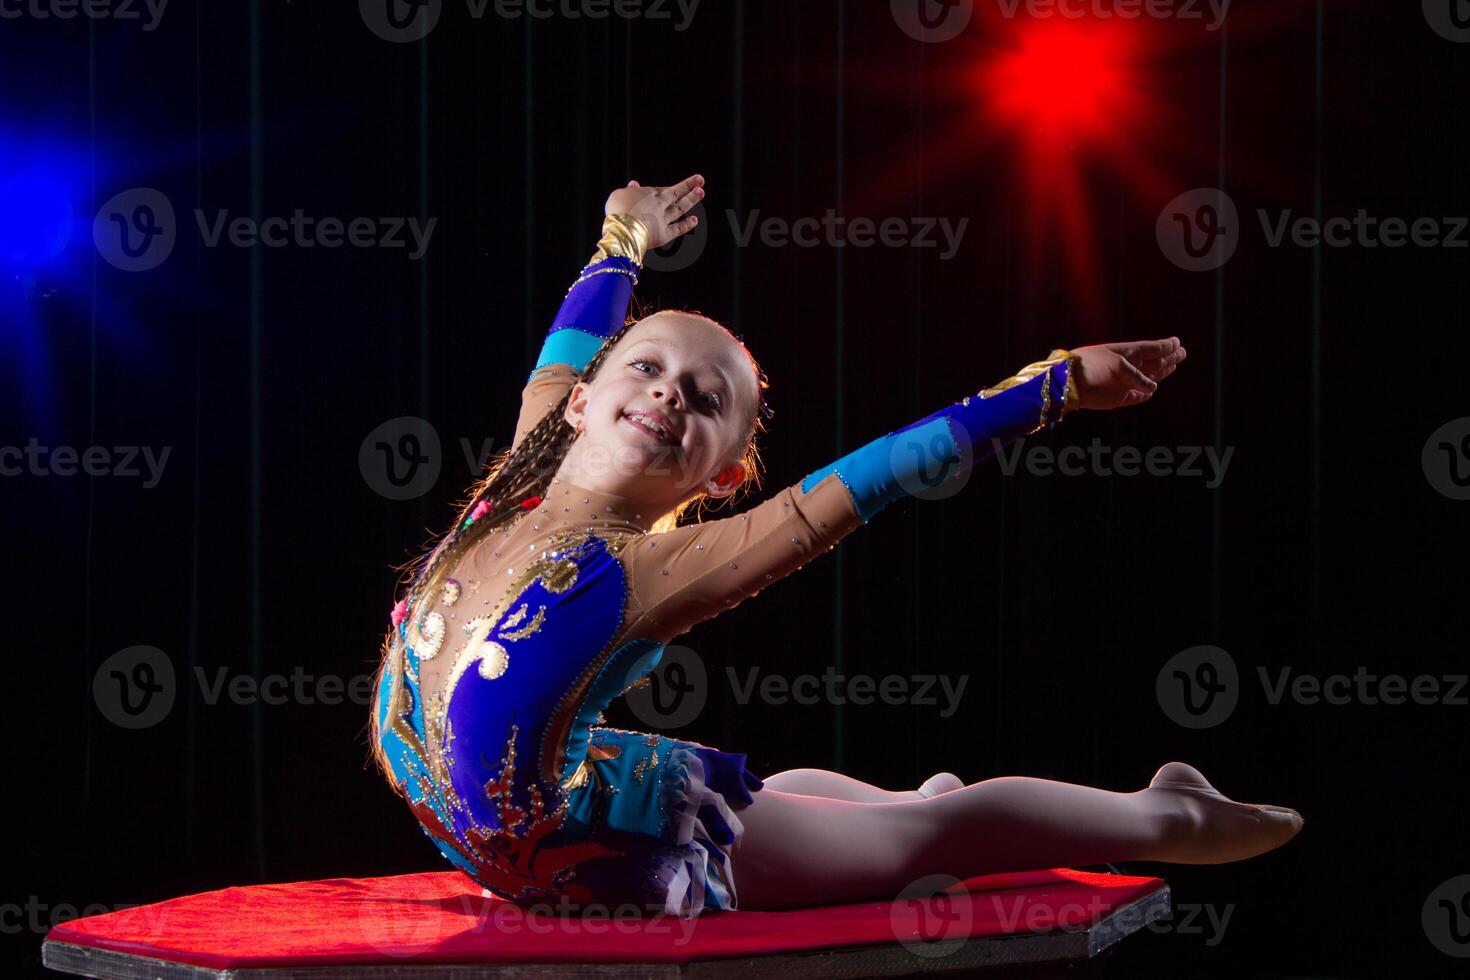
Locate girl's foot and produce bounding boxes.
[1144,761,1304,864]
[917,772,965,798]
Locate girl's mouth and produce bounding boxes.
[622,412,678,446]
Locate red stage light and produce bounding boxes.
[978,21,1143,148]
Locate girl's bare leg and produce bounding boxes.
[733,762,1303,911]
[761,768,965,803]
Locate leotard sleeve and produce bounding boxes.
[619,349,1081,643]
[510,214,649,451]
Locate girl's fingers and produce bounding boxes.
[1138,345,1187,381]
[668,181,705,216]
[663,174,705,203]
[1122,358,1159,390]
[1109,337,1181,362]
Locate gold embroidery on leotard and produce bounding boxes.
[501,606,547,642]
[632,745,659,785]
[501,603,529,631]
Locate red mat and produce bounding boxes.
[45,869,1166,972]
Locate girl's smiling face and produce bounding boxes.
[560,312,760,506]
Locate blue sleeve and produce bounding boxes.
[800,352,1079,521]
[530,255,640,378]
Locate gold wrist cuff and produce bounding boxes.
[589,213,652,266]
[979,348,1082,430]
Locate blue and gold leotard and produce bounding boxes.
[373,215,1080,918]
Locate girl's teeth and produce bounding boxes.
[630,414,670,440]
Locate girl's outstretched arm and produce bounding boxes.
[619,339,1186,643]
[511,176,705,450]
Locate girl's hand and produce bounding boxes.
[1072,337,1187,410]
[604,174,705,252]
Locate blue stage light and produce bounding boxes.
[0,173,76,266]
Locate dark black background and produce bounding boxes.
[3,1,1466,976]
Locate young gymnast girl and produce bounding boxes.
[370,174,1303,918]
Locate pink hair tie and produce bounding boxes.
[390,599,408,627]
[470,500,492,521]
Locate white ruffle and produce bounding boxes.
[651,746,745,918]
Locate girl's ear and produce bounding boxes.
[563,381,590,432]
[703,461,747,499]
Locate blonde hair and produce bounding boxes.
[367,309,769,783]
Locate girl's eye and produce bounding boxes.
[628,358,719,410]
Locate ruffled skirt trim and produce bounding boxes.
[646,744,763,917]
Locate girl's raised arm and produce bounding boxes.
[510,221,646,451]
[620,339,1184,644]
[512,176,706,451]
